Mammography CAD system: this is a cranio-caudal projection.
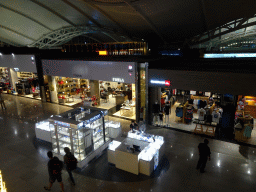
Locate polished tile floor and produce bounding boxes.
[1,94,256,192]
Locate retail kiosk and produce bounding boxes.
[35,107,121,168]
[108,130,164,176]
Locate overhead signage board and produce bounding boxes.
[150,80,171,87]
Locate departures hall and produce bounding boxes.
[1,1,256,192]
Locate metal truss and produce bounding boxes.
[190,14,256,50]
[28,26,129,49]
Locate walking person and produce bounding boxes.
[196,139,211,173]
[44,151,64,192]
[64,147,78,186]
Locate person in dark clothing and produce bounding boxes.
[196,139,211,173]
[64,147,76,186]
[44,151,64,192]
[130,120,138,131]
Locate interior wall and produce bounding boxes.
[149,69,256,96]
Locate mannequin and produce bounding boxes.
[153,101,160,126]
[159,111,164,126]
[198,108,206,121]
[212,109,220,124]
[164,102,171,126]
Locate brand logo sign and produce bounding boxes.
[128,65,133,72]
[14,68,19,72]
[112,78,125,83]
[150,80,171,87]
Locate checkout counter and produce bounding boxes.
[108,130,164,176]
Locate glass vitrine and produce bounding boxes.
[49,107,111,164]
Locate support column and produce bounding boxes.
[35,54,46,102]
[48,76,58,103]
[90,80,100,106]
[8,68,18,92]
[148,86,161,125]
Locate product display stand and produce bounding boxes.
[108,130,164,176]
[35,107,111,168]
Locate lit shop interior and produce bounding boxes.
[234,95,256,144]
[151,87,224,134]
[44,75,136,120]
[0,67,40,99]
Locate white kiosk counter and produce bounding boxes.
[108,130,164,176]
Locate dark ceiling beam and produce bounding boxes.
[30,0,76,26]
[101,32,118,42]
[123,0,165,43]
[192,20,256,45]
[61,0,102,28]
[199,0,210,37]
[82,35,101,43]
[82,0,126,6]
[0,3,53,31]
[82,0,133,41]
[0,24,36,41]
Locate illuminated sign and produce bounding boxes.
[98,50,107,55]
[204,53,256,58]
[128,65,133,72]
[112,78,125,83]
[14,68,19,72]
[150,80,171,86]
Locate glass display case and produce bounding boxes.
[47,107,111,167]
[105,121,121,138]
[35,120,53,142]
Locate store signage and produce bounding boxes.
[112,78,125,83]
[14,68,19,72]
[128,65,133,72]
[150,80,171,87]
[54,121,70,128]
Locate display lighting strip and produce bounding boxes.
[0,170,7,192]
[150,80,171,86]
[204,53,256,58]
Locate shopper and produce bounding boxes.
[44,151,64,192]
[196,139,211,173]
[64,147,77,186]
[130,120,138,131]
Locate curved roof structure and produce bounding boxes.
[191,14,256,51]
[0,0,254,49]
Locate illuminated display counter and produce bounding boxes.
[108,130,164,176]
[35,107,113,168]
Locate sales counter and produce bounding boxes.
[108,130,164,176]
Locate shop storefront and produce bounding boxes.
[42,60,138,120]
[0,54,40,99]
[147,68,256,142]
